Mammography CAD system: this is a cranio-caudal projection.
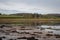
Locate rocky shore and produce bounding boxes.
[0,25,60,40]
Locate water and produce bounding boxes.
[0,24,60,40]
[39,25,60,35]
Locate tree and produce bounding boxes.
[0,13,1,15]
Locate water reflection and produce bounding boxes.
[39,25,60,35]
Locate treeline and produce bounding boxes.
[10,13,60,19]
[0,13,60,19]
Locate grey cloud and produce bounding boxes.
[0,0,60,14]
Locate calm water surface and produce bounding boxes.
[38,25,60,35]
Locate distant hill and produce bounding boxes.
[47,14,60,17]
[10,13,60,18]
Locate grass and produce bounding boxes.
[0,15,60,25]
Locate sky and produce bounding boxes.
[0,0,60,14]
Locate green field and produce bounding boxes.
[0,15,60,26]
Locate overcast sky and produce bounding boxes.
[0,0,60,14]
